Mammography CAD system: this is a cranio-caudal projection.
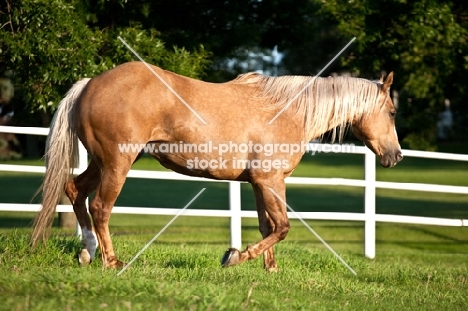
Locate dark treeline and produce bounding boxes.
[1,0,467,149]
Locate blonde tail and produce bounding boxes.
[31,78,91,248]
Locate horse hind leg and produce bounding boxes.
[89,156,133,268]
[65,159,101,265]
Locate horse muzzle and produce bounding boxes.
[380,150,403,168]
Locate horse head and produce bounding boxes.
[352,72,403,167]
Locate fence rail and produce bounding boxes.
[1,125,467,258]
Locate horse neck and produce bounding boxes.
[304,81,378,142]
[256,74,379,142]
[305,111,356,143]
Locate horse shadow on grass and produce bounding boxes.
[44,235,83,257]
[163,257,198,269]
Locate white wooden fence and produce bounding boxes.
[1,125,467,258]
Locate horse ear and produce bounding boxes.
[382,72,394,92]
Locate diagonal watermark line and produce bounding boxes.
[117,36,207,124]
[314,37,357,78]
[117,188,207,276]
[268,187,357,275]
[268,37,357,124]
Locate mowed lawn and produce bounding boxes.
[0,144,467,310]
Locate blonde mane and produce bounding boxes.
[233,73,383,142]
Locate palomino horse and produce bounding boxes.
[31,62,402,271]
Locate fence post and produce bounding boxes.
[75,141,88,238]
[229,181,242,249]
[364,148,376,259]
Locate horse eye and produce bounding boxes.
[389,111,396,118]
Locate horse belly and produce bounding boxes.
[150,151,250,181]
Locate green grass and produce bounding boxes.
[0,218,467,310]
[1,145,468,310]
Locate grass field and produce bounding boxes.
[1,144,467,310]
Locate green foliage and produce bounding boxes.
[0,0,210,116]
[99,25,211,80]
[78,0,468,149]
[0,0,102,113]
[1,0,467,148]
[316,0,468,149]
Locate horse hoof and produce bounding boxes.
[266,266,279,273]
[221,248,241,267]
[77,249,91,266]
[105,258,126,269]
[115,260,126,268]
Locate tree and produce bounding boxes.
[316,0,468,149]
[0,0,211,121]
[2,0,467,148]
[82,0,468,149]
[83,0,331,81]
[1,0,211,227]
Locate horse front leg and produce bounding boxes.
[221,176,290,271]
[253,183,279,272]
